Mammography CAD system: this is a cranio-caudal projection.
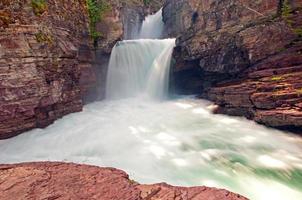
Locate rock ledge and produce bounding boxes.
[0,162,248,200]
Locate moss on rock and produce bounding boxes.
[31,0,47,16]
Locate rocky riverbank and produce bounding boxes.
[166,0,302,132]
[0,162,248,200]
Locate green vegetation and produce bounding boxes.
[271,76,284,81]
[281,0,294,26]
[281,0,291,19]
[143,0,150,5]
[281,0,302,38]
[293,28,302,38]
[35,30,53,45]
[31,0,47,16]
[86,0,110,44]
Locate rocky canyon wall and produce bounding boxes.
[0,0,95,139]
[165,0,302,131]
[0,0,165,139]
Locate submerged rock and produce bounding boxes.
[0,162,248,200]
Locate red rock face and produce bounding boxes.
[0,0,95,139]
[209,46,302,129]
[0,0,167,139]
[166,0,302,131]
[0,162,248,200]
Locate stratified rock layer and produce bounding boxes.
[0,0,166,139]
[166,0,302,131]
[0,0,95,139]
[0,162,248,200]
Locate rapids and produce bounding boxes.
[0,97,302,200]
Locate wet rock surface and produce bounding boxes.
[0,162,248,200]
[166,0,302,131]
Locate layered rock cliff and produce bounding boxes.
[166,0,302,131]
[0,162,248,200]
[0,0,95,139]
[0,0,165,139]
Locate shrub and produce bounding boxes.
[31,0,47,16]
[35,30,53,45]
[281,0,302,38]
[143,0,150,5]
[281,0,291,19]
[86,0,110,44]
[293,28,302,38]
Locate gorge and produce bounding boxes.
[1,0,302,200]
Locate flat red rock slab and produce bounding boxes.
[0,162,248,200]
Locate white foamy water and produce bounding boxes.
[106,7,173,100]
[106,39,175,99]
[139,8,164,39]
[0,97,302,200]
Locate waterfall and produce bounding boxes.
[106,8,175,100]
[106,39,175,99]
[139,8,164,39]
[2,9,302,200]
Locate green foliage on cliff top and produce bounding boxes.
[31,0,47,16]
[86,0,110,43]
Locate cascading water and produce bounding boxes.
[106,8,174,100]
[105,39,175,99]
[1,9,302,200]
[139,8,164,39]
